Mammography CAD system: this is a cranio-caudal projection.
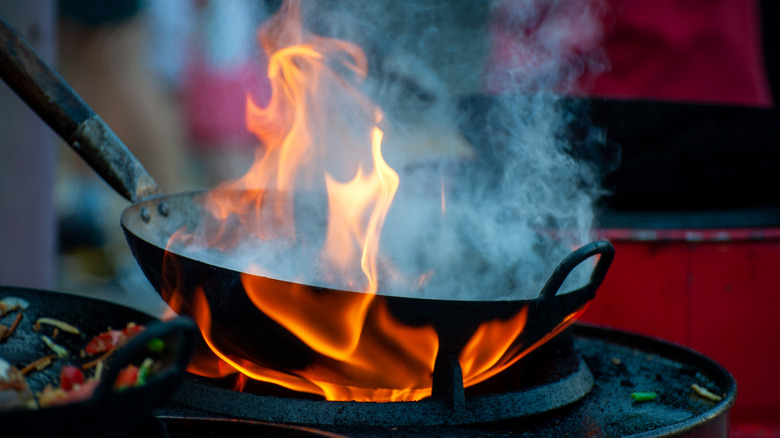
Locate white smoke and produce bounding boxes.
[167,0,607,300]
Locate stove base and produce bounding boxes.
[156,323,736,437]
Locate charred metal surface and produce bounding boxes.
[157,324,735,437]
[161,353,592,427]
[431,353,465,410]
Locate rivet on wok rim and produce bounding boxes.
[158,202,170,217]
[140,207,151,223]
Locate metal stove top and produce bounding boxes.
[154,323,735,437]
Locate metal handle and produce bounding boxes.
[0,14,161,202]
[537,240,615,302]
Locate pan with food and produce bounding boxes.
[0,287,196,438]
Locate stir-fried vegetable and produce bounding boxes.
[145,338,165,353]
[0,297,29,317]
[85,330,122,355]
[20,355,55,375]
[34,317,80,335]
[37,380,99,408]
[59,365,84,391]
[0,312,22,343]
[631,391,658,402]
[0,296,172,411]
[1,315,160,411]
[0,357,36,410]
[691,383,723,402]
[41,335,68,358]
[114,365,139,390]
[85,323,145,355]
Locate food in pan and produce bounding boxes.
[0,357,37,410]
[0,297,28,317]
[0,302,160,411]
[691,383,723,402]
[0,312,22,343]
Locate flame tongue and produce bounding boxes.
[162,0,590,402]
[323,125,399,293]
[170,0,435,401]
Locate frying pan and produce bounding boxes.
[0,287,196,438]
[0,14,614,392]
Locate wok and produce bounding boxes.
[0,287,196,438]
[0,14,614,391]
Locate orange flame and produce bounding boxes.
[160,0,593,402]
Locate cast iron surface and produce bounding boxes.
[0,287,196,438]
[160,417,348,438]
[155,323,735,438]
[159,354,592,427]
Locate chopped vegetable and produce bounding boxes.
[38,380,99,408]
[136,358,154,386]
[691,383,722,402]
[0,361,37,410]
[85,323,146,355]
[94,361,104,381]
[59,365,85,391]
[114,365,139,390]
[85,330,122,355]
[146,337,165,353]
[41,335,68,358]
[122,322,145,338]
[35,317,80,335]
[82,345,116,370]
[0,312,22,342]
[20,355,55,375]
[0,297,29,317]
[631,392,658,402]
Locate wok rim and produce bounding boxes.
[120,190,613,305]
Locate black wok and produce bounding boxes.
[0,287,196,438]
[0,14,614,392]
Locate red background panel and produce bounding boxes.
[581,241,691,345]
[581,230,780,428]
[689,242,780,422]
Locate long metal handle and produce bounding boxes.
[0,14,161,202]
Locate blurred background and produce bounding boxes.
[1,0,276,315]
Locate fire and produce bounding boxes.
[161,0,592,402]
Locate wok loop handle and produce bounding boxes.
[0,14,161,202]
[91,317,197,403]
[538,240,615,303]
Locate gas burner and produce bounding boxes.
[159,332,591,427]
[155,323,735,437]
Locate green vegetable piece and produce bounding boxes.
[136,358,154,386]
[631,391,658,402]
[41,335,69,358]
[146,337,165,353]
